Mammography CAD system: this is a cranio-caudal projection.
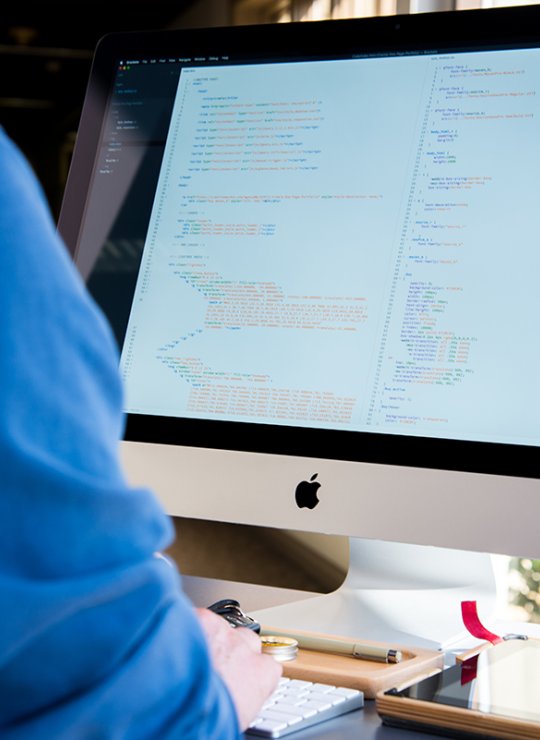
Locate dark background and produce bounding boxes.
[0,1,212,217]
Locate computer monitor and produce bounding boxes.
[59,5,540,648]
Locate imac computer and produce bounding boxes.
[58,5,540,648]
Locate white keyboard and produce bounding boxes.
[246,677,364,738]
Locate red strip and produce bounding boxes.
[461,654,478,685]
[461,600,502,644]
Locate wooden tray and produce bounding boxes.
[262,626,443,699]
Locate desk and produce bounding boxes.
[182,576,443,740]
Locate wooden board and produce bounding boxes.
[262,626,444,699]
[376,637,540,739]
[377,693,540,740]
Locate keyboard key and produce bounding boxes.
[312,683,336,693]
[297,699,332,713]
[306,691,337,704]
[246,679,364,737]
[259,709,303,726]
[249,718,288,733]
[271,702,306,717]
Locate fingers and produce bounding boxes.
[194,607,282,730]
[196,606,261,652]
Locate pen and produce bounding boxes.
[260,628,403,664]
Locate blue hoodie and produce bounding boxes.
[0,130,240,739]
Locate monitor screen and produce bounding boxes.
[59,6,540,643]
[120,50,538,448]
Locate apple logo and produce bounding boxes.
[295,474,321,509]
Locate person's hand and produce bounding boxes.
[195,607,282,730]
